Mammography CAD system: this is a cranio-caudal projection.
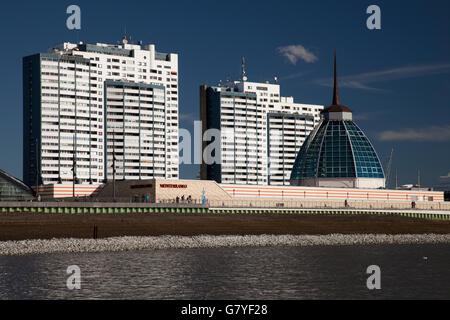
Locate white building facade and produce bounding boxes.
[23,38,179,187]
[200,75,323,186]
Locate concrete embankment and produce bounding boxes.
[1,212,450,242]
[1,234,449,256]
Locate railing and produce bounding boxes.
[158,198,205,205]
[0,200,207,209]
[3,197,449,211]
[206,199,450,211]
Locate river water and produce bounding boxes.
[0,244,449,299]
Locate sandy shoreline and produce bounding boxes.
[1,234,450,256]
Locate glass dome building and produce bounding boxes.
[290,55,385,189]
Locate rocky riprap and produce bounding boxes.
[0,234,449,256]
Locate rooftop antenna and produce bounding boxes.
[333,51,340,105]
[241,57,247,81]
[122,27,129,44]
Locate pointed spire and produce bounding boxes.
[323,52,352,115]
[332,51,340,105]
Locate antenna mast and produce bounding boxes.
[241,57,247,81]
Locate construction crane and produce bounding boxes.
[384,148,394,189]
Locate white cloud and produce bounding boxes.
[278,71,308,81]
[317,63,450,91]
[278,45,318,64]
[378,125,450,142]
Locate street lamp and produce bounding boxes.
[72,135,77,199]
[112,128,117,202]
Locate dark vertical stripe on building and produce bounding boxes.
[103,85,108,182]
[122,85,126,179]
[74,60,78,183]
[164,89,167,179]
[138,87,141,180]
[88,63,92,183]
[57,59,61,183]
[152,89,155,179]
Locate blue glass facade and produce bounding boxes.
[290,120,384,181]
[344,121,384,178]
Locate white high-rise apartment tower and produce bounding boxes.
[23,37,179,187]
[200,59,323,185]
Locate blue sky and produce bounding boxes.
[0,0,449,187]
